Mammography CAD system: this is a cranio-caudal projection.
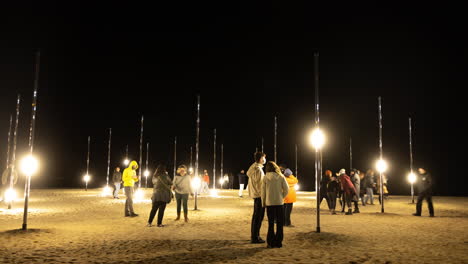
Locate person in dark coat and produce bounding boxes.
[327,173,340,214]
[350,169,360,213]
[147,164,173,227]
[238,169,247,197]
[413,167,434,217]
[112,167,122,199]
[363,169,376,205]
[319,170,331,209]
[338,169,357,215]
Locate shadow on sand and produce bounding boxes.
[0,228,53,236]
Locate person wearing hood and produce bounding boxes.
[261,161,289,248]
[283,168,298,227]
[413,167,434,217]
[112,167,122,199]
[147,164,173,227]
[246,151,267,244]
[338,168,357,215]
[122,160,139,217]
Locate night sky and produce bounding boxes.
[0,3,465,195]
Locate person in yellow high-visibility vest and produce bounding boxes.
[122,160,139,217]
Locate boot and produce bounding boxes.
[184,212,189,222]
[345,209,353,215]
[353,208,360,213]
[175,212,180,221]
[332,209,337,215]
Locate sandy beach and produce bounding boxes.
[1,188,467,264]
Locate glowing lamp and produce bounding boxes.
[294,184,300,191]
[83,174,91,182]
[309,128,325,150]
[134,188,145,201]
[408,172,416,184]
[144,170,150,177]
[102,185,112,196]
[4,188,17,203]
[189,167,194,174]
[20,155,39,176]
[209,189,219,197]
[191,177,201,190]
[376,159,388,173]
[123,159,130,166]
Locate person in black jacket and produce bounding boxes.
[319,170,331,210]
[413,167,434,217]
[238,170,247,197]
[112,167,122,199]
[147,164,173,227]
[327,173,340,215]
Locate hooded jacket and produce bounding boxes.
[340,173,356,195]
[246,162,265,198]
[261,171,289,207]
[283,169,298,204]
[122,161,139,187]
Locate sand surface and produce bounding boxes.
[1,188,467,264]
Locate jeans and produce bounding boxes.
[364,187,374,204]
[113,182,121,198]
[267,205,284,247]
[416,192,434,216]
[239,184,245,196]
[148,200,167,225]
[283,203,293,226]
[175,192,188,215]
[201,182,209,193]
[251,197,265,241]
[319,193,331,210]
[327,192,337,210]
[344,192,353,210]
[124,186,135,215]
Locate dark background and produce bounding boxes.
[0,2,465,195]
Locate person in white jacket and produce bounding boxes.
[246,152,266,244]
[261,161,289,248]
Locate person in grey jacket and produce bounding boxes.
[350,169,360,213]
[173,165,192,222]
[147,164,173,227]
[261,161,289,248]
[112,167,122,199]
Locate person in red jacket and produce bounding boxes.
[338,169,356,215]
[201,170,210,193]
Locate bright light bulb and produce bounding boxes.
[123,159,129,166]
[309,128,325,150]
[134,189,145,201]
[189,167,194,174]
[408,172,416,184]
[191,177,201,190]
[294,184,300,191]
[20,155,39,176]
[376,159,388,173]
[83,174,91,182]
[4,188,17,203]
[144,170,150,177]
[209,189,219,197]
[219,178,225,184]
[101,185,112,196]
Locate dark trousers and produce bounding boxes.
[175,193,188,215]
[251,197,265,241]
[148,200,167,225]
[344,192,353,210]
[319,193,331,209]
[416,192,434,216]
[327,192,337,210]
[267,205,284,247]
[124,186,135,215]
[283,203,293,226]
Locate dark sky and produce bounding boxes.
[0,3,465,195]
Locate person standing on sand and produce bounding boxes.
[363,169,376,205]
[147,164,173,227]
[122,161,139,217]
[173,165,191,222]
[339,169,356,215]
[283,168,298,227]
[238,169,246,197]
[261,161,289,248]
[201,170,210,194]
[350,169,360,213]
[413,167,434,217]
[327,172,340,215]
[246,151,266,244]
[112,167,122,199]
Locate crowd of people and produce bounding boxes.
[0,152,435,250]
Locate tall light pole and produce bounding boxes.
[22,50,40,230]
[123,145,129,166]
[377,97,386,213]
[261,137,264,153]
[173,137,177,178]
[194,95,200,210]
[220,144,224,189]
[213,129,216,190]
[5,115,12,169]
[85,136,91,191]
[295,144,298,178]
[139,115,144,188]
[274,116,277,163]
[408,117,415,203]
[8,96,20,209]
[145,142,149,188]
[106,128,112,188]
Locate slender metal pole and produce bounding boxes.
[190,146,193,171]
[173,137,177,178]
[350,137,353,172]
[274,116,277,163]
[295,144,298,178]
[146,142,149,188]
[5,115,12,169]
[261,137,264,153]
[194,95,200,210]
[139,115,144,188]
[378,97,384,213]
[23,50,40,230]
[409,117,414,203]
[213,129,216,190]
[220,144,224,189]
[86,136,90,191]
[126,145,128,161]
[314,52,321,233]
[106,128,112,187]
[9,97,20,209]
